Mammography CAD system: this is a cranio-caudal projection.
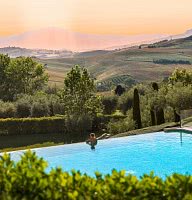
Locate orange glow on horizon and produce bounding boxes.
[0,0,192,37]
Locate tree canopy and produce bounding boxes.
[61,65,103,118]
[0,55,48,100]
[169,68,192,86]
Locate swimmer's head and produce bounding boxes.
[90,133,95,138]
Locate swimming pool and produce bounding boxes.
[7,131,192,178]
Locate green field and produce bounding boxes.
[38,36,192,87]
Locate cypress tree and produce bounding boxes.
[151,82,165,125]
[174,110,181,122]
[152,82,159,91]
[133,88,142,129]
[150,109,156,126]
[115,85,125,96]
[156,108,165,125]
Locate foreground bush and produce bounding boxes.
[0,151,192,200]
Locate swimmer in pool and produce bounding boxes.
[86,133,97,150]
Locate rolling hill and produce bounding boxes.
[38,35,192,89]
[0,30,191,90]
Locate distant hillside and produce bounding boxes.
[1,31,192,90]
[96,74,137,91]
[39,35,192,88]
[0,47,74,58]
[75,50,110,58]
[148,35,192,48]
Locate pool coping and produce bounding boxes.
[164,127,192,134]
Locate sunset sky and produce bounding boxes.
[0,0,192,37]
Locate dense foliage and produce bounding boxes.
[1,54,192,138]
[61,65,103,118]
[107,68,192,134]
[102,96,118,115]
[0,151,192,200]
[169,68,192,86]
[59,65,103,136]
[0,54,48,100]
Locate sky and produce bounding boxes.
[0,0,192,36]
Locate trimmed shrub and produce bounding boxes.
[31,101,50,117]
[15,100,31,118]
[0,151,192,199]
[52,101,65,115]
[0,101,16,118]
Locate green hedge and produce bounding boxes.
[0,151,192,199]
[0,115,126,135]
[0,117,66,135]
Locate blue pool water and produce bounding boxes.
[7,131,192,178]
